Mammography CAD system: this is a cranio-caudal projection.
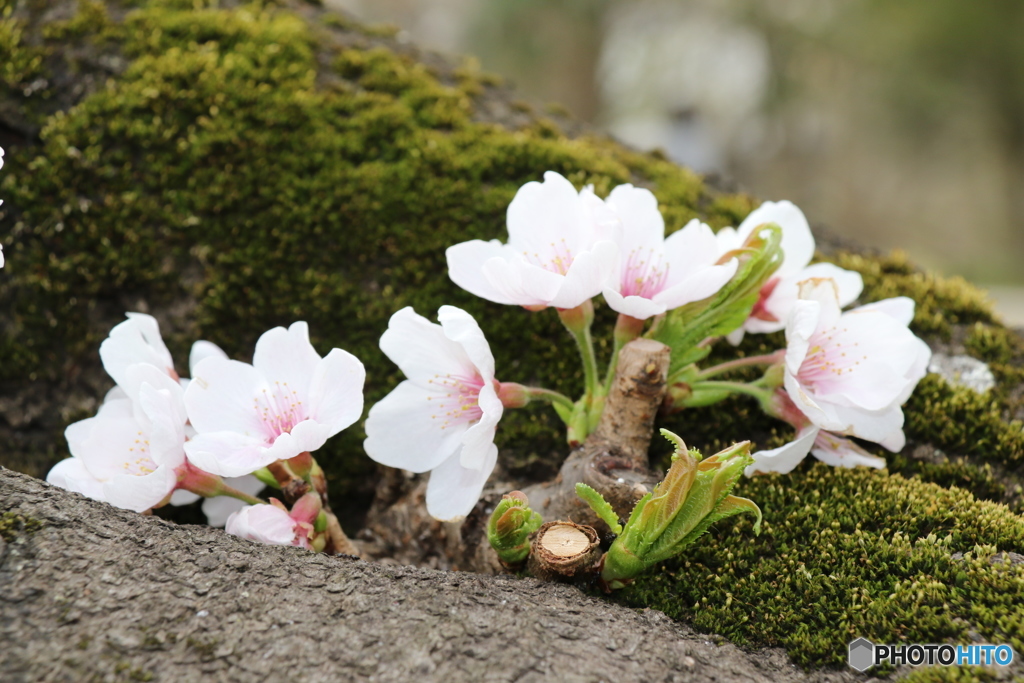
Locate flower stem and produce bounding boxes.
[557,300,599,403]
[602,314,646,391]
[691,380,773,403]
[695,350,785,381]
[217,485,265,506]
[524,386,576,412]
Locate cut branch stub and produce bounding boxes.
[527,521,601,581]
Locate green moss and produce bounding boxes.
[833,251,997,338]
[618,465,1024,667]
[904,375,1024,469]
[0,511,44,542]
[0,2,48,91]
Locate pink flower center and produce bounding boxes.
[253,381,308,439]
[797,326,868,389]
[620,247,670,298]
[522,239,575,276]
[426,372,485,430]
[124,429,158,476]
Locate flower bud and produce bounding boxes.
[487,491,543,568]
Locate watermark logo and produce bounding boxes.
[848,639,1015,671]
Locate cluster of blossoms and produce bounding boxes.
[41,169,932,561]
[362,170,933,523]
[47,314,365,551]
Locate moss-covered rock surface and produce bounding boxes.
[1,0,1022,676]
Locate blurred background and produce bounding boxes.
[328,0,1024,325]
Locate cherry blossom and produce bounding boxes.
[747,279,930,474]
[446,171,620,310]
[100,313,178,387]
[716,201,863,341]
[225,495,319,549]
[184,322,365,478]
[364,306,504,522]
[170,474,265,527]
[600,184,738,319]
[48,364,190,512]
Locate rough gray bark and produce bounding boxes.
[0,467,857,683]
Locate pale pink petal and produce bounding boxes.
[69,414,158,481]
[307,349,365,436]
[226,504,297,546]
[737,200,814,276]
[190,340,229,377]
[714,226,743,254]
[438,306,495,381]
[252,322,320,396]
[547,240,619,309]
[125,363,187,426]
[47,458,106,500]
[745,427,819,476]
[754,263,863,334]
[785,372,847,432]
[363,381,468,473]
[446,240,523,305]
[425,446,499,522]
[184,430,268,478]
[810,431,887,469]
[799,263,864,307]
[725,328,746,346]
[185,358,268,436]
[103,464,178,512]
[380,307,475,383]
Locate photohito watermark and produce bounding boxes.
[848,639,1016,672]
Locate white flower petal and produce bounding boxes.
[506,171,592,256]
[100,313,176,387]
[425,446,499,522]
[810,431,887,469]
[252,322,321,395]
[46,457,106,500]
[856,296,916,326]
[606,184,665,254]
[745,427,819,476]
[602,287,666,319]
[784,299,821,376]
[185,358,269,436]
[363,381,468,473]
[548,239,619,309]
[458,382,502,469]
[480,255,568,308]
[737,200,814,276]
[308,348,365,436]
[190,340,229,377]
[446,240,522,305]
[663,219,721,274]
[380,307,475,383]
[184,430,269,478]
[103,465,178,513]
[438,305,495,381]
[652,260,738,311]
[795,277,842,331]
[878,428,907,453]
[170,489,201,506]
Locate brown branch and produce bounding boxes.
[521,338,670,533]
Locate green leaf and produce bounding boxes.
[574,483,623,535]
